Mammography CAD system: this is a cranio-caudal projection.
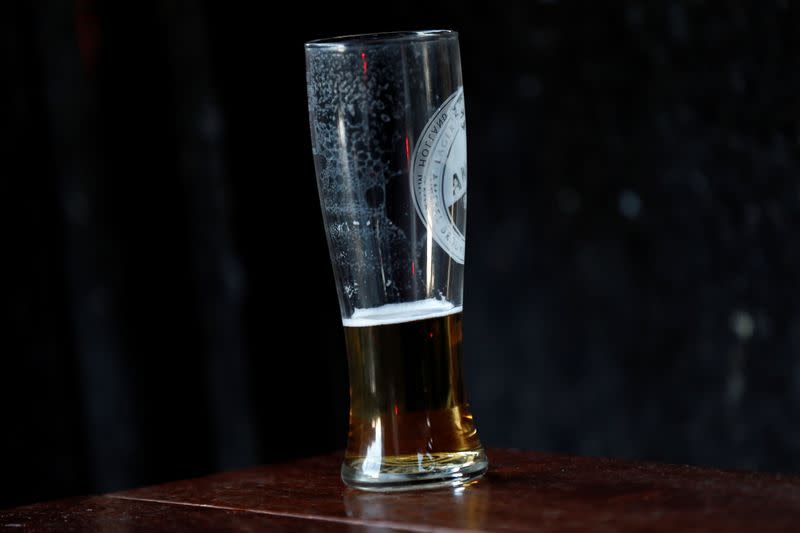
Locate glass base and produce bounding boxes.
[341,449,488,492]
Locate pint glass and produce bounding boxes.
[305,30,487,491]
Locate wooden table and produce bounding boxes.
[2,449,799,531]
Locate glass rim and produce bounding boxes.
[305,29,458,49]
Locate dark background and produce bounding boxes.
[3,0,800,509]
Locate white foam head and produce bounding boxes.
[342,298,462,327]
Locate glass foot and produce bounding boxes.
[341,449,488,492]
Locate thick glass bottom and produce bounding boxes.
[341,448,488,492]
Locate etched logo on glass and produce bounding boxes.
[410,87,467,264]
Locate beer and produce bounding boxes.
[341,299,486,486]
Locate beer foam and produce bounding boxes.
[342,298,462,327]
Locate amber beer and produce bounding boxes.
[340,301,485,485]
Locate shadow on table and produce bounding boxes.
[343,480,490,530]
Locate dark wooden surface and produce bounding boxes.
[3,449,800,531]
